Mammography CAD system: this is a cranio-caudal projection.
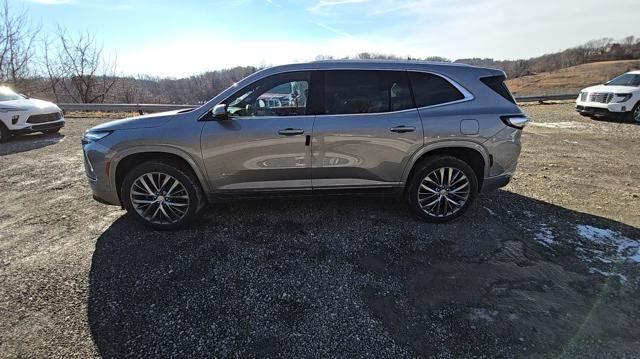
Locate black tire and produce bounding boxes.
[625,101,640,123]
[0,122,10,143]
[120,160,205,230]
[578,112,592,117]
[41,127,61,134]
[406,155,478,223]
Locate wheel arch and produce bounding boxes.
[402,141,490,190]
[112,147,209,205]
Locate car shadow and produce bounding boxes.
[0,132,65,156]
[588,115,639,125]
[87,190,640,358]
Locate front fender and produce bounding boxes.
[110,145,211,194]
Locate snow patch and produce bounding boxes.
[483,207,496,216]
[469,308,498,322]
[576,225,640,264]
[529,121,587,129]
[589,267,628,283]
[534,224,556,248]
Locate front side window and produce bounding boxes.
[409,72,465,108]
[224,72,310,117]
[323,70,413,115]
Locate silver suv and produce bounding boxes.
[82,61,528,229]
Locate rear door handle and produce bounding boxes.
[390,125,416,133]
[278,128,305,136]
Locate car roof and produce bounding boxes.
[628,70,640,74]
[312,59,473,67]
[260,60,502,77]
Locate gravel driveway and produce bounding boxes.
[1,104,640,358]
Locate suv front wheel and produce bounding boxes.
[121,161,205,230]
[627,101,640,123]
[407,156,478,223]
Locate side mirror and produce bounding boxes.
[211,104,228,120]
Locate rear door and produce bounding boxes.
[311,70,423,189]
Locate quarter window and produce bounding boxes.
[409,72,465,107]
[224,72,310,117]
[322,70,413,115]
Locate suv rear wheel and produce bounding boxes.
[407,156,478,223]
[121,161,204,230]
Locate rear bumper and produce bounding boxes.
[481,174,511,193]
[11,120,64,134]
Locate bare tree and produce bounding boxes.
[0,0,39,86]
[44,28,117,103]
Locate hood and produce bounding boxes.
[0,97,60,112]
[581,84,639,93]
[90,110,183,131]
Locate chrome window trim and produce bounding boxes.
[408,70,475,111]
[209,67,475,117]
[312,107,418,118]
[229,114,317,120]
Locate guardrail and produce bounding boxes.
[59,94,579,113]
[514,93,579,102]
[59,103,196,112]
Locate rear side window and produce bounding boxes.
[409,72,465,107]
[322,70,413,115]
[480,75,516,104]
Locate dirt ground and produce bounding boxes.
[1,104,639,358]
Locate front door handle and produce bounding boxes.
[278,128,305,136]
[390,125,416,133]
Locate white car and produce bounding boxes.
[576,71,640,122]
[0,86,65,143]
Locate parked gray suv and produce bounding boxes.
[82,61,528,229]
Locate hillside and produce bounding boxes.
[505,59,640,96]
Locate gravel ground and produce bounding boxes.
[1,104,640,358]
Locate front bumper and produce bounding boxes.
[11,120,65,134]
[575,100,634,116]
[82,139,120,206]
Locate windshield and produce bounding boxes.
[606,74,640,87]
[268,83,292,94]
[0,86,23,101]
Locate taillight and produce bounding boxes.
[501,115,529,129]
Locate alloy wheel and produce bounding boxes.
[634,105,640,122]
[130,172,190,224]
[417,167,470,217]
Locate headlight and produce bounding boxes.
[0,107,28,112]
[613,93,632,103]
[83,130,112,143]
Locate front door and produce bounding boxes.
[311,70,423,189]
[201,71,314,192]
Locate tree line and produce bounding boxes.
[456,36,640,78]
[1,0,638,105]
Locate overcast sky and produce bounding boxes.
[19,0,640,77]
